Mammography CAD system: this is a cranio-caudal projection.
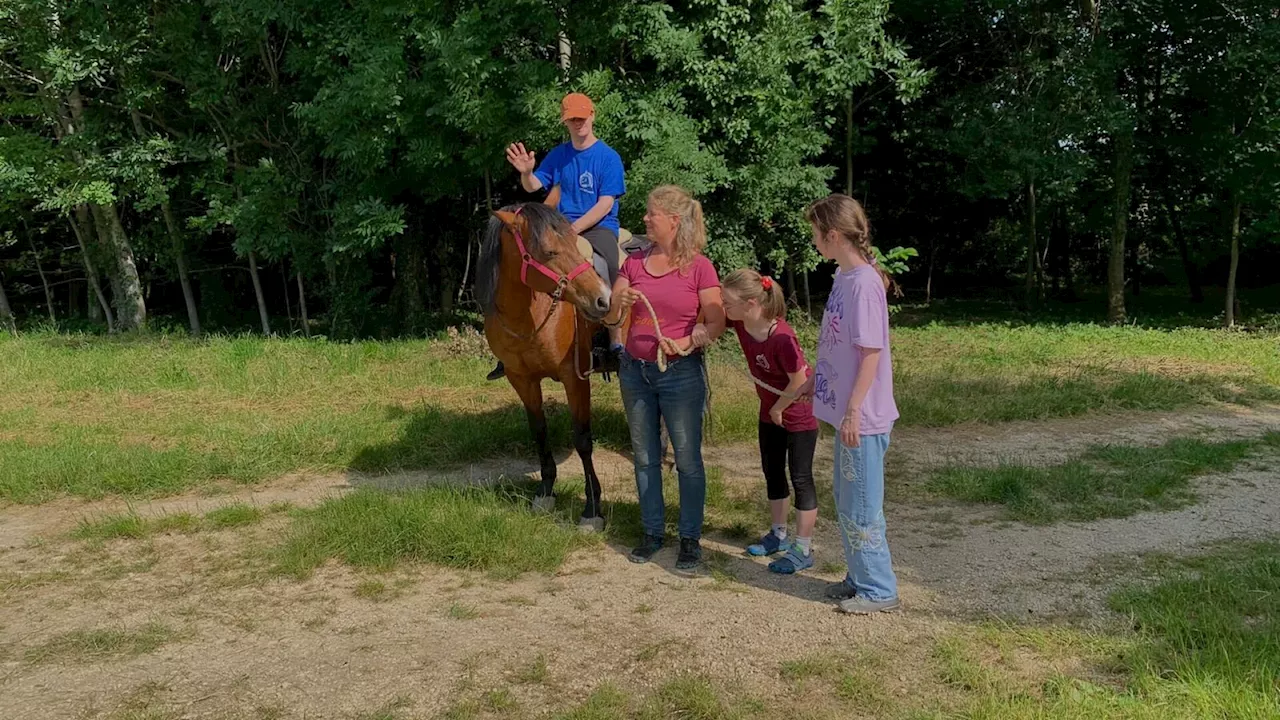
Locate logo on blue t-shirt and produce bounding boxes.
[579,172,594,192]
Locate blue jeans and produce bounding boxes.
[833,433,898,601]
[619,352,708,540]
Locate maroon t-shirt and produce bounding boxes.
[731,319,819,432]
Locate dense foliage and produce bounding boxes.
[1,0,1276,337]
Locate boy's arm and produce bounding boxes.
[520,172,545,193]
[571,196,615,234]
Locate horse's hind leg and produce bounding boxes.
[565,374,604,532]
[508,374,556,511]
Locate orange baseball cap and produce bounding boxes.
[560,93,594,120]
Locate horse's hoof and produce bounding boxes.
[578,517,606,534]
[531,495,556,513]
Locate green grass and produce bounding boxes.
[552,685,631,720]
[202,503,265,528]
[1108,540,1280,706]
[926,539,1280,718]
[928,433,1280,523]
[23,622,176,664]
[271,487,592,579]
[0,320,1275,504]
[72,503,277,542]
[514,654,550,685]
[779,653,842,682]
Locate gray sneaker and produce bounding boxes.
[824,579,857,600]
[838,595,902,615]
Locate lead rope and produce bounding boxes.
[618,290,799,400]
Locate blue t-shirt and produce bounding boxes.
[533,140,625,233]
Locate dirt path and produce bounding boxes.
[1,404,1277,718]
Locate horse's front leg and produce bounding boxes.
[564,373,604,532]
[507,373,556,511]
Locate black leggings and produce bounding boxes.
[581,225,620,285]
[758,422,819,511]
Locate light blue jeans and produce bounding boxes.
[832,433,898,601]
[619,352,708,540]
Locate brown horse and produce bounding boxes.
[475,202,612,531]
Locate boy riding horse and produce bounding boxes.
[489,92,626,381]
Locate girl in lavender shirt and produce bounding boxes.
[796,194,902,614]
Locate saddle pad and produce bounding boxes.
[576,228,646,263]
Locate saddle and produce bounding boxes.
[574,228,652,264]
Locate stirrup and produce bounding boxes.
[590,346,615,383]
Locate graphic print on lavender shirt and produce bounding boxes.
[814,359,838,412]
[814,281,846,418]
[818,283,844,353]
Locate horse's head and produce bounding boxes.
[478,203,611,321]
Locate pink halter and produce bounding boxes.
[511,207,593,297]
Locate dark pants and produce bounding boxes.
[580,225,620,285]
[758,422,819,511]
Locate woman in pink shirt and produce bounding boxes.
[602,185,726,571]
[797,194,902,615]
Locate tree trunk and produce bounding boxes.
[25,229,56,324]
[1225,196,1241,328]
[296,271,311,338]
[1107,127,1133,324]
[70,209,115,333]
[1129,239,1141,297]
[89,203,145,331]
[132,108,199,334]
[926,239,937,303]
[1163,198,1202,303]
[0,272,15,335]
[103,203,147,331]
[67,89,144,330]
[390,232,427,322]
[1025,178,1038,308]
[68,280,83,318]
[281,264,294,331]
[1062,208,1078,301]
[785,264,797,308]
[802,268,812,316]
[845,94,854,196]
[440,280,455,314]
[161,202,201,336]
[247,250,272,335]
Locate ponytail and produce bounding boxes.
[723,268,787,321]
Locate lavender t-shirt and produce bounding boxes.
[812,265,899,434]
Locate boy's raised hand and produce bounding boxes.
[505,143,536,174]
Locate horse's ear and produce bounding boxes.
[493,210,520,228]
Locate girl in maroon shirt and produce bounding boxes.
[722,269,820,574]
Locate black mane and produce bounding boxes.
[475,203,574,315]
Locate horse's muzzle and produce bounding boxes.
[590,295,611,318]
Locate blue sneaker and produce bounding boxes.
[746,530,787,557]
[768,545,814,574]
